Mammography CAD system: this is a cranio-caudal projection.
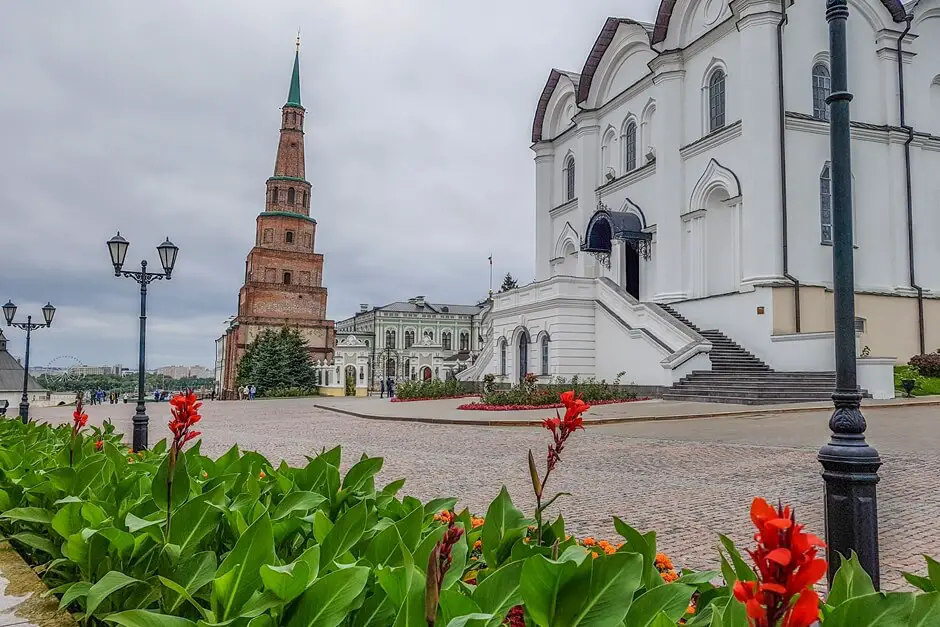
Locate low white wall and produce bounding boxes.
[595,305,672,386]
[672,289,775,361]
[769,332,835,372]
[857,357,896,400]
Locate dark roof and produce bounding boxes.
[531,69,581,143]
[379,301,483,316]
[0,335,44,392]
[442,351,473,363]
[651,0,907,45]
[577,18,653,104]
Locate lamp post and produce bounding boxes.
[3,300,56,423]
[107,232,179,452]
[817,0,881,588]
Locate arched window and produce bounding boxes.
[812,64,831,121]
[820,163,832,244]
[405,330,415,348]
[404,359,411,378]
[540,336,550,376]
[624,122,637,172]
[287,187,296,204]
[459,332,469,351]
[564,155,576,201]
[442,331,452,351]
[386,358,396,377]
[285,231,294,244]
[283,271,292,285]
[708,69,726,132]
[386,330,396,349]
[499,340,507,376]
[302,191,307,207]
[271,186,279,204]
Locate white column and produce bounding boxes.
[651,55,685,301]
[575,118,600,277]
[737,2,783,285]
[534,144,556,281]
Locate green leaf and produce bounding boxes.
[365,523,403,568]
[556,551,644,626]
[104,610,197,627]
[676,570,720,585]
[520,554,578,626]
[394,502,425,551]
[87,571,145,617]
[212,512,276,621]
[445,614,498,627]
[261,560,310,602]
[472,560,523,618]
[438,589,483,625]
[284,565,370,627]
[51,502,84,539]
[58,580,91,609]
[168,485,224,556]
[320,501,368,569]
[156,577,210,620]
[312,509,334,543]
[161,551,217,613]
[273,490,327,521]
[717,535,755,583]
[352,587,395,627]
[125,512,163,533]
[2,506,52,524]
[904,572,937,593]
[424,497,459,520]
[152,453,191,512]
[11,532,57,556]
[382,478,406,495]
[341,456,383,493]
[927,555,940,591]
[649,612,676,627]
[623,583,695,627]
[827,552,876,606]
[613,517,661,590]
[912,591,940,627]
[482,486,529,567]
[824,591,915,627]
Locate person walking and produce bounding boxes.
[249,385,256,400]
[386,377,395,399]
[379,379,385,398]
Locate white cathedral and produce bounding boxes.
[461,0,940,402]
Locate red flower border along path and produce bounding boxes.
[389,394,480,403]
[456,397,650,411]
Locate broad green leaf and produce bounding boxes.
[152,454,191,512]
[156,577,210,620]
[827,552,876,606]
[341,456,383,492]
[927,555,940,591]
[104,610,197,627]
[352,587,395,627]
[424,497,459,520]
[285,565,370,627]
[520,554,578,626]
[394,501,424,551]
[391,565,426,627]
[86,571,145,617]
[614,517,661,590]
[261,560,310,602]
[52,502,84,538]
[365,523,403,568]
[472,560,523,618]
[2,506,52,524]
[623,583,695,627]
[442,531,469,590]
[161,551,217,613]
[445,614,498,627]
[273,490,326,521]
[650,612,676,627]
[11,532,57,556]
[99,527,135,559]
[482,486,529,567]
[212,512,276,621]
[824,591,915,627]
[382,478,406,495]
[676,570,720,585]
[312,509,333,543]
[904,572,936,593]
[414,525,447,573]
[320,501,367,569]
[718,535,756,583]
[556,551,644,626]
[912,591,940,627]
[168,484,224,556]
[58,580,91,610]
[439,589,483,625]
[125,512,162,533]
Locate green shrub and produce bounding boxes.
[481,374,636,407]
[395,378,462,400]
[263,386,317,398]
[909,353,940,378]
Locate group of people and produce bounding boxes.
[238,384,257,400]
[378,377,396,399]
[84,389,128,405]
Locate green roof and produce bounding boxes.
[258,211,316,224]
[286,51,302,108]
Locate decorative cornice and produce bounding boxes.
[549,198,578,218]
[679,120,743,159]
[257,211,317,224]
[595,159,656,197]
[267,176,310,185]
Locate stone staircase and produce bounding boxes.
[658,304,856,405]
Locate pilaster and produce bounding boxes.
[575,120,600,277]
[533,143,556,281]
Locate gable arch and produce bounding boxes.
[577,18,654,105]
[532,70,580,143]
[913,6,940,27]
[553,222,580,259]
[688,158,741,214]
[620,198,649,229]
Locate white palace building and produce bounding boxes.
[460,0,940,403]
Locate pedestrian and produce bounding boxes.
[387,377,395,399]
[249,384,256,400]
[380,379,385,398]
[210,388,216,401]
[123,392,128,403]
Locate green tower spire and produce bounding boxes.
[286,33,302,108]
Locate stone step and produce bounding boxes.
[661,393,834,405]
[668,387,835,399]
[685,371,836,380]
[676,380,839,390]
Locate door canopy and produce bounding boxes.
[581,203,652,265]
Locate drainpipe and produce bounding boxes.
[777,0,800,331]
[896,15,926,355]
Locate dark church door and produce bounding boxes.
[625,244,640,299]
[518,333,528,381]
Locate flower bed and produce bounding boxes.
[457,396,650,411]
[390,393,479,403]
[0,391,935,626]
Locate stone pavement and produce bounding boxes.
[33,398,940,590]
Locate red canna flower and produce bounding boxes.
[425,513,465,624]
[95,438,103,451]
[541,390,590,474]
[71,399,88,435]
[732,498,826,627]
[168,390,202,454]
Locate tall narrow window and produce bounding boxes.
[285,231,294,244]
[405,330,415,348]
[499,340,507,376]
[708,69,726,132]
[271,186,279,205]
[283,271,292,285]
[820,163,832,244]
[565,156,576,201]
[540,336,550,376]
[460,332,469,351]
[302,191,307,207]
[812,63,831,121]
[624,122,637,172]
[386,330,397,349]
[442,331,452,351]
[287,187,296,204]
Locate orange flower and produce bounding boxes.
[434,510,454,524]
[470,516,485,529]
[201,470,209,479]
[473,539,482,550]
[582,537,596,547]
[661,570,679,583]
[259,470,266,479]
[655,553,674,570]
[591,551,599,559]
[127,457,135,464]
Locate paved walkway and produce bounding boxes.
[31,397,940,590]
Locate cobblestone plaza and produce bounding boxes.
[37,398,940,589]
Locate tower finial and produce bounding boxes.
[296,28,301,52]
[285,35,303,108]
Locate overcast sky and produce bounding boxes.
[0,0,658,369]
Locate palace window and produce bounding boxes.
[820,163,832,244]
[564,155,576,201]
[812,63,831,121]
[442,331,452,351]
[386,330,397,349]
[283,271,292,285]
[540,335,550,376]
[405,330,415,348]
[459,332,469,351]
[708,68,726,132]
[624,121,637,172]
[271,186,279,204]
[499,339,507,376]
[287,187,296,204]
[404,359,411,378]
[285,230,294,244]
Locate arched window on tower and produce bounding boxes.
[812,63,831,121]
[707,68,726,132]
[820,162,832,245]
[283,271,292,285]
[287,187,296,205]
[624,121,637,172]
[564,156,576,201]
[285,231,294,244]
[271,187,279,205]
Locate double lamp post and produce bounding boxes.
[2,300,56,423]
[107,232,179,452]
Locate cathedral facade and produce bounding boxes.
[461,0,940,402]
[218,45,334,397]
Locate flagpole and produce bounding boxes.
[488,255,493,298]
